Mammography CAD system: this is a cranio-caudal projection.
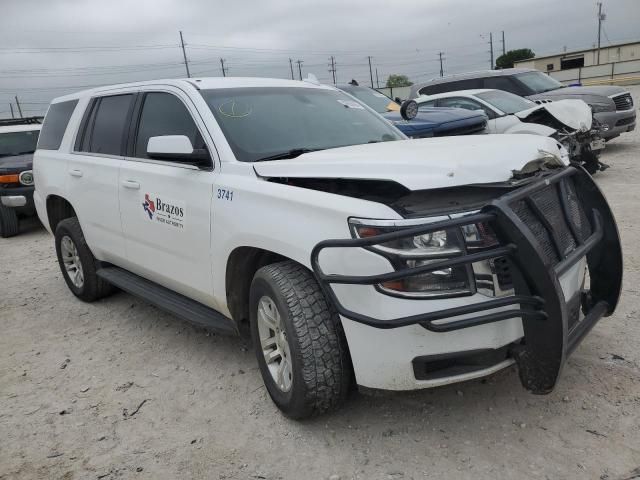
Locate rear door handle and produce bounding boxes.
[69,169,83,178]
[121,180,140,190]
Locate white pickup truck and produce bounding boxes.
[34,77,622,419]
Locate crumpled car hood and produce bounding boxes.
[515,99,592,131]
[253,135,568,191]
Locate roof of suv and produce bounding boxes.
[409,68,535,97]
[52,77,334,104]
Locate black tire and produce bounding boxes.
[0,204,19,238]
[54,217,114,302]
[249,261,352,419]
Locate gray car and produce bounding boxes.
[409,68,635,140]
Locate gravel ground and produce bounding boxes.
[1,86,639,480]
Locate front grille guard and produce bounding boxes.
[311,166,623,393]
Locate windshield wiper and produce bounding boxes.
[253,148,322,162]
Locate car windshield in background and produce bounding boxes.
[515,71,565,94]
[0,130,40,157]
[338,86,395,114]
[201,87,402,162]
[476,90,536,114]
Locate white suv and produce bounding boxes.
[34,77,622,418]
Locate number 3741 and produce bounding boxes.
[217,188,233,201]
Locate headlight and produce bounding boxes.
[589,102,614,113]
[350,218,475,298]
[19,170,34,186]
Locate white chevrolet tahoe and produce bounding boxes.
[34,77,622,419]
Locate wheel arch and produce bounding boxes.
[46,195,77,233]
[224,246,294,336]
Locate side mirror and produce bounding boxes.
[400,100,419,121]
[147,135,210,166]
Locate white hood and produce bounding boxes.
[516,99,592,131]
[253,135,569,191]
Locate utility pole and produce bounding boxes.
[328,56,337,84]
[296,60,303,80]
[375,68,380,88]
[438,52,444,77]
[489,32,494,69]
[14,96,23,118]
[220,58,228,77]
[9,103,15,119]
[289,58,294,80]
[367,56,374,88]
[596,2,605,64]
[179,31,191,78]
[501,30,506,56]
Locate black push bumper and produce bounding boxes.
[311,166,622,393]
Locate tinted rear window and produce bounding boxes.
[418,79,483,96]
[86,94,134,155]
[37,100,78,150]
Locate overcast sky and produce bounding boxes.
[1,0,638,116]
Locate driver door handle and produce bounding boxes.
[69,169,83,178]
[121,180,140,190]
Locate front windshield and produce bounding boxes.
[0,130,40,157]
[339,86,396,114]
[476,90,536,114]
[515,71,564,94]
[201,87,403,162]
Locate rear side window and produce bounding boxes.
[483,76,522,95]
[134,92,203,159]
[79,94,134,155]
[418,79,482,96]
[38,100,78,150]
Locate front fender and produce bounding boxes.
[504,122,557,137]
[210,174,400,313]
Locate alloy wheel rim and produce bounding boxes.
[257,295,293,392]
[61,235,84,288]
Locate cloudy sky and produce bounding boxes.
[1,0,638,116]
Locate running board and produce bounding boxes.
[96,267,238,336]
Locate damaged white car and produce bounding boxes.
[416,89,608,173]
[34,78,622,418]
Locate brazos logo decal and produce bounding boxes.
[142,193,156,219]
[141,192,186,230]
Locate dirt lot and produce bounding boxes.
[2,87,639,480]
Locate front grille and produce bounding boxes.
[510,177,591,265]
[615,116,635,127]
[612,93,634,111]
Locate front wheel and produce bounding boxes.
[249,261,351,419]
[0,204,19,238]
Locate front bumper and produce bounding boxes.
[312,167,622,393]
[0,185,35,214]
[594,109,636,139]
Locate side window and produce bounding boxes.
[417,100,436,109]
[134,92,204,159]
[455,78,483,89]
[439,97,495,119]
[79,94,134,155]
[483,76,520,95]
[38,100,78,150]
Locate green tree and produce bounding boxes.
[495,48,535,69]
[386,74,413,88]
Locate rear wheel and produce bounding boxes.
[55,217,114,302]
[0,204,19,238]
[249,261,351,419]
